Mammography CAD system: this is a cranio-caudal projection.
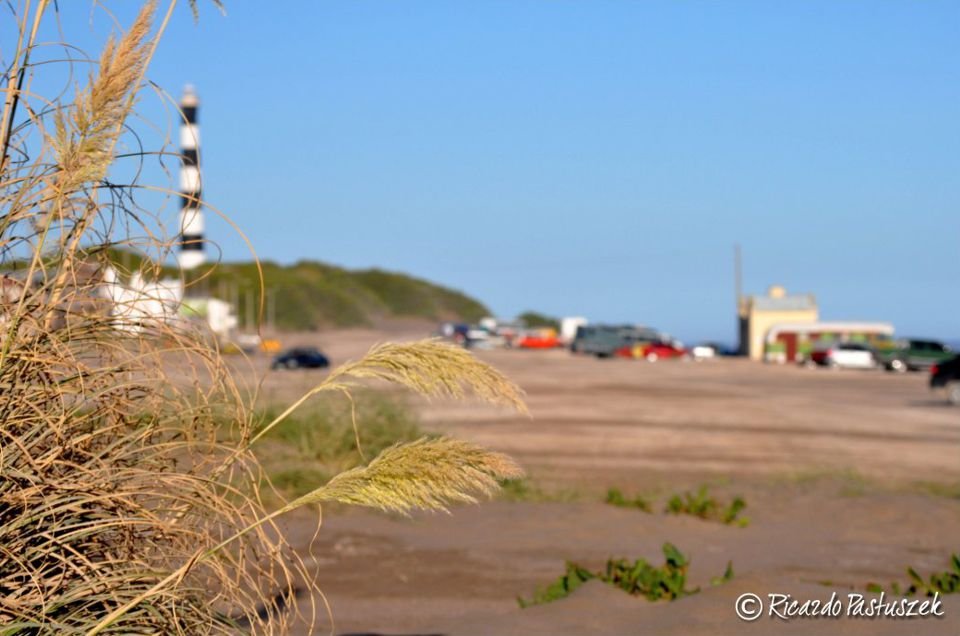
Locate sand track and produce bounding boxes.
[256,329,960,635]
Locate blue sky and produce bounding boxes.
[50,2,960,342]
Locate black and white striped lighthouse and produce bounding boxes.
[177,85,205,271]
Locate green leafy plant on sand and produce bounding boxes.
[605,487,653,512]
[518,543,733,607]
[867,554,960,597]
[0,2,526,633]
[664,486,749,527]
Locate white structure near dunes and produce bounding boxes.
[560,317,588,345]
[99,265,237,338]
[180,296,238,338]
[100,266,182,332]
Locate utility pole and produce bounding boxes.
[266,288,275,334]
[734,243,742,308]
[734,243,743,355]
[229,280,239,328]
[245,284,255,332]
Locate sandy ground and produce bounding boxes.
[249,328,960,635]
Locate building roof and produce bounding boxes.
[751,294,817,312]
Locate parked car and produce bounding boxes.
[809,342,877,369]
[440,323,499,349]
[616,340,687,362]
[572,325,662,358]
[271,347,330,370]
[875,338,953,372]
[515,328,561,349]
[642,341,687,362]
[690,343,720,360]
[930,356,960,405]
[571,325,627,356]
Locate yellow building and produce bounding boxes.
[738,285,818,361]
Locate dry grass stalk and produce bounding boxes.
[285,436,525,514]
[51,1,155,196]
[328,339,528,412]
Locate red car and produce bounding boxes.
[615,341,687,361]
[515,328,561,349]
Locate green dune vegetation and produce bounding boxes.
[96,249,490,330]
[211,260,490,330]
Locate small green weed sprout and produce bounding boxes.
[517,562,595,608]
[665,486,749,526]
[498,478,580,503]
[711,561,736,586]
[605,487,652,512]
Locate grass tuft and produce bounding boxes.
[1,2,526,632]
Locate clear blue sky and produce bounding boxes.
[62,2,960,343]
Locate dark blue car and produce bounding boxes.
[271,347,330,370]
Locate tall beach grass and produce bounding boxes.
[0,2,525,633]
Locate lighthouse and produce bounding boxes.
[177,85,205,271]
